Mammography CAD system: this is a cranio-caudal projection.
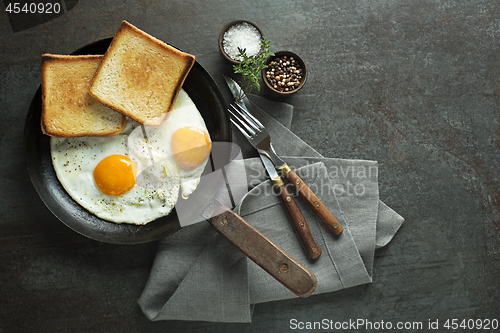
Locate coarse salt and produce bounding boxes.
[222,22,261,61]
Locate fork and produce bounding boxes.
[228,102,343,236]
[229,103,322,259]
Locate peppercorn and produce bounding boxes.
[264,55,303,92]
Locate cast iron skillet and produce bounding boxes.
[24,38,231,244]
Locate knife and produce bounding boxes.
[174,142,317,298]
[224,75,343,236]
[222,78,322,259]
[260,154,322,259]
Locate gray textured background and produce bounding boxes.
[1,0,499,332]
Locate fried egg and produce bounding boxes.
[50,89,211,224]
[134,90,211,198]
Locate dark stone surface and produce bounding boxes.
[1,0,499,332]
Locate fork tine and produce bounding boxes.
[228,107,257,136]
[228,105,258,135]
[230,118,251,139]
[229,104,260,132]
[233,103,265,130]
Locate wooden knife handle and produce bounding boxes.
[273,181,321,259]
[284,169,344,236]
[209,206,317,298]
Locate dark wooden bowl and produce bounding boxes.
[219,20,263,65]
[262,51,307,96]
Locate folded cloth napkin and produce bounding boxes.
[138,95,404,323]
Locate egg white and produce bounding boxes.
[50,134,180,224]
[50,89,211,225]
[133,89,211,198]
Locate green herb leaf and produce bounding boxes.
[232,37,274,101]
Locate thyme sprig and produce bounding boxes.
[232,37,274,101]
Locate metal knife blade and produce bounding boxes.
[224,75,245,102]
[224,75,287,167]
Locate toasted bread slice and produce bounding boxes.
[89,21,196,126]
[41,54,126,137]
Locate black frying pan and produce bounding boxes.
[24,38,231,244]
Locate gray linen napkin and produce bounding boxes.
[138,95,404,323]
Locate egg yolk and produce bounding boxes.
[171,127,211,170]
[93,154,136,196]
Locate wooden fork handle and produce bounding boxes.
[209,206,317,298]
[281,167,344,236]
[272,177,322,260]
